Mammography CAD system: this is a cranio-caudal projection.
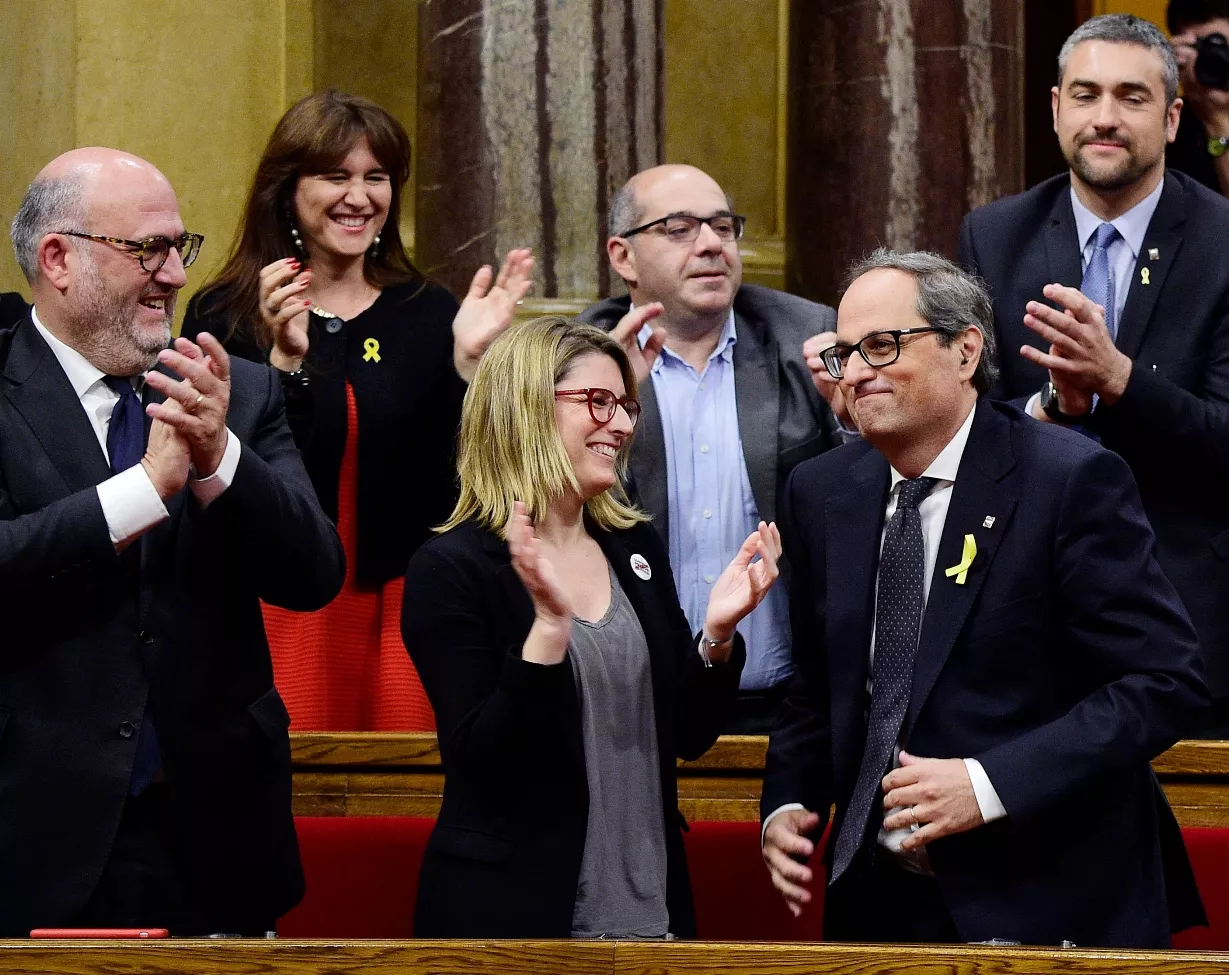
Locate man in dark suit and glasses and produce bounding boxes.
[0,148,344,935]
[958,14,1229,731]
[761,250,1207,947]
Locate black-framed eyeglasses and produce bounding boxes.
[58,231,204,273]
[554,387,641,428]
[620,212,745,244]
[820,326,946,379]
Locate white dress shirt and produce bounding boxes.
[31,308,240,544]
[763,405,1006,863]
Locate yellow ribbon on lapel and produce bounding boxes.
[363,338,381,363]
[944,534,977,585]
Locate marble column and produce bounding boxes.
[417,0,663,300]
[787,0,1025,305]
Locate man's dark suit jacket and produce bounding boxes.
[0,293,28,330]
[762,398,1208,947]
[0,315,345,935]
[401,518,744,938]
[576,284,841,545]
[958,171,1229,699]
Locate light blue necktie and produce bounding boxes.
[1082,222,1120,342]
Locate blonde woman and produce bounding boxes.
[402,315,781,938]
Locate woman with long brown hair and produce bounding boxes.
[183,89,532,731]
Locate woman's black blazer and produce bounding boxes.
[401,517,745,938]
[182,280,464,584]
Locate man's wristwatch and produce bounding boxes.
[1207,135,1229,158]
[1039,381,1087,424]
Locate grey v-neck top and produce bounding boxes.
[568,565,670,939]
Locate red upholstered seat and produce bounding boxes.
[282,816,1229,947]
[1172,827,1229,950]
[278,816,430,937]
[683,820,825,940]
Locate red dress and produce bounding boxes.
[261,384,435,730]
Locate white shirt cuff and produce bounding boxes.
[189,428,240,508]
[761,802,806,847]
[964,757,1007,823]
[1025,391,1042,420]
[98,465,170,546]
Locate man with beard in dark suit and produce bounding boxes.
[0,148,344,935]
[958,14,1229,730]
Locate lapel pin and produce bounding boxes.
[1148,247,1160,261]
[630,554,652,581]
[1140,267,1151,286]
[982,515,995,528]
[945,534,977,585]
[363,338,382,363]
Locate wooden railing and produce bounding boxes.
[3,938,1227,975]
[291,733,1229,826]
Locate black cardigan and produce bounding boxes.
[183,279,464,584]
[401,517,745,938]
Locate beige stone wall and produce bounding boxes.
[0,0,314,313]
[1,0,784,302]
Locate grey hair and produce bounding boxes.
[1058,14,1179,105]
[843,248,999,395]
[608,181,642,238]
[10,173,87,283]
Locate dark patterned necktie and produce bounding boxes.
[831,476,937,883]
[102,376,162,795]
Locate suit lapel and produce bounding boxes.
[629,378,669,546]
[1115,175,1185,359]
[906,401,1019,731]
[1043,187,1084,291]
[825,450,889,729]
[2,318,111,494]
[733,312,780,525]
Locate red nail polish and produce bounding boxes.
[303,299,311,306]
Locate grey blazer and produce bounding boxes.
[577,284,840,545]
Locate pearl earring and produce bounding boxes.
[369,234,381,259]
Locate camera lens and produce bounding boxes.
[1195,32,1229,91]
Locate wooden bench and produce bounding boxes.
[280,734,1229,948]
[2,938,1227,974]
[290,733,1229,825]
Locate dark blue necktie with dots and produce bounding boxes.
[102,375,162,796]
[831,476,937,883]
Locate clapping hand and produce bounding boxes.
[453,248,536,382]
[702,521,782,654]
[1021,283,1133,404]
[144,333,232,478]
[802,330,852,428]
[258,258,311,371]
[507,501,571,665]
[608,302,666,384]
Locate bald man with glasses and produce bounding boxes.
[0,148,343,935]
[578,164,844,733]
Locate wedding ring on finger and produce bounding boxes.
[187,391,204,414]
[909,806,919,832]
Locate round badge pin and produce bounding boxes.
[630,554,651,581]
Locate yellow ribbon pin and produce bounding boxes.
[1140,267,1151,286]
[944,534,977,585]
[362,338,381,362]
